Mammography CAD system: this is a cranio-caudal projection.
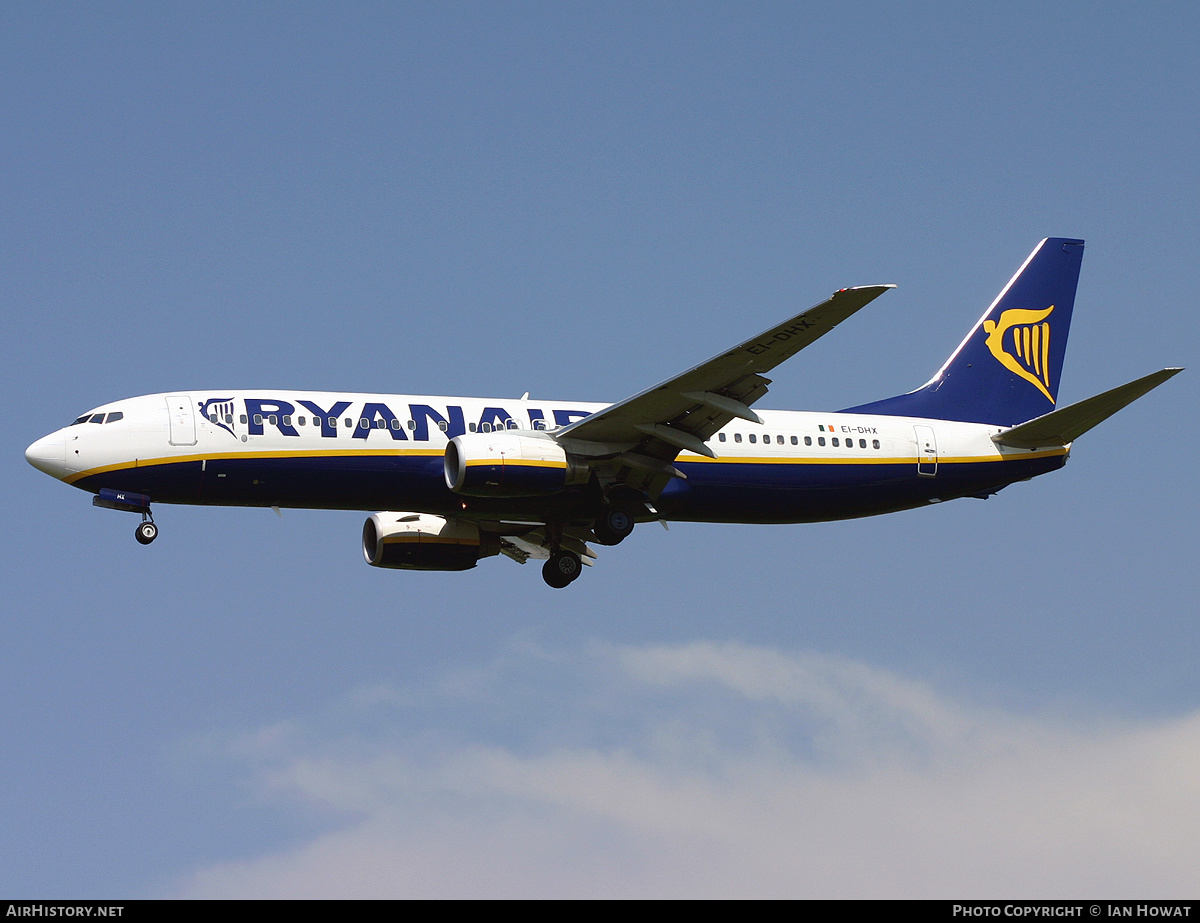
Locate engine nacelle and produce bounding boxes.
[444,432,588,497]
[362,512,499,571]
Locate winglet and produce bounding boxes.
[993,368,1182,448]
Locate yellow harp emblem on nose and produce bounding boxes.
[982,305,1055,403]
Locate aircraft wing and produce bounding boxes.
[556,284,894,495]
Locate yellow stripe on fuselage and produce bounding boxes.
[64,445,1067,485]
[679,447,1067,466]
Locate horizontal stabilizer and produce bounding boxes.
[993,368,1182,448]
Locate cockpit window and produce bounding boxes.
[71,410,126,424]
[71,412,114,425]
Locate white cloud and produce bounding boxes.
[168,642,1200,898]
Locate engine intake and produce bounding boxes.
[362,512,499,571]
[444,432,588,497]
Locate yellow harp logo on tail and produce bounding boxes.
[983,305,1056,403]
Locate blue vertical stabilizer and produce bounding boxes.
[843,238,1085,425]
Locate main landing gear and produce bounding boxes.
[591,492,642,546]
[541,492,650,587]
[592,505,635,546]
[542,549,582,589]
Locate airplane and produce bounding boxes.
[25,238,1181,588]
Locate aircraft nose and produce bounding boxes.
[25,430,67,479]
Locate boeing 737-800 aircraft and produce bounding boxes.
[25,239,1181,587]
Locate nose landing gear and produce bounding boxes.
[93,488,158,545]
[135,517,158,545]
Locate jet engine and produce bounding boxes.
[443,432,588,497]
[362,512,500,571]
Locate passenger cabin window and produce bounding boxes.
[749,434,756,443]
[873,439,880,449]
[790,435,798,445]
[734,433,742,443]
[718,433,726,442]
[818,437,825,446]
[804,436,812,446]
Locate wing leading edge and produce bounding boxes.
[556,284,894,496]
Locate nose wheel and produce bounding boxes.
[135,518,159,545]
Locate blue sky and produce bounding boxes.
[3,1,1197,897]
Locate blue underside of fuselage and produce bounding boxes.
[69,451,1067,525]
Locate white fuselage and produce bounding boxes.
[27,390,1066,525]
